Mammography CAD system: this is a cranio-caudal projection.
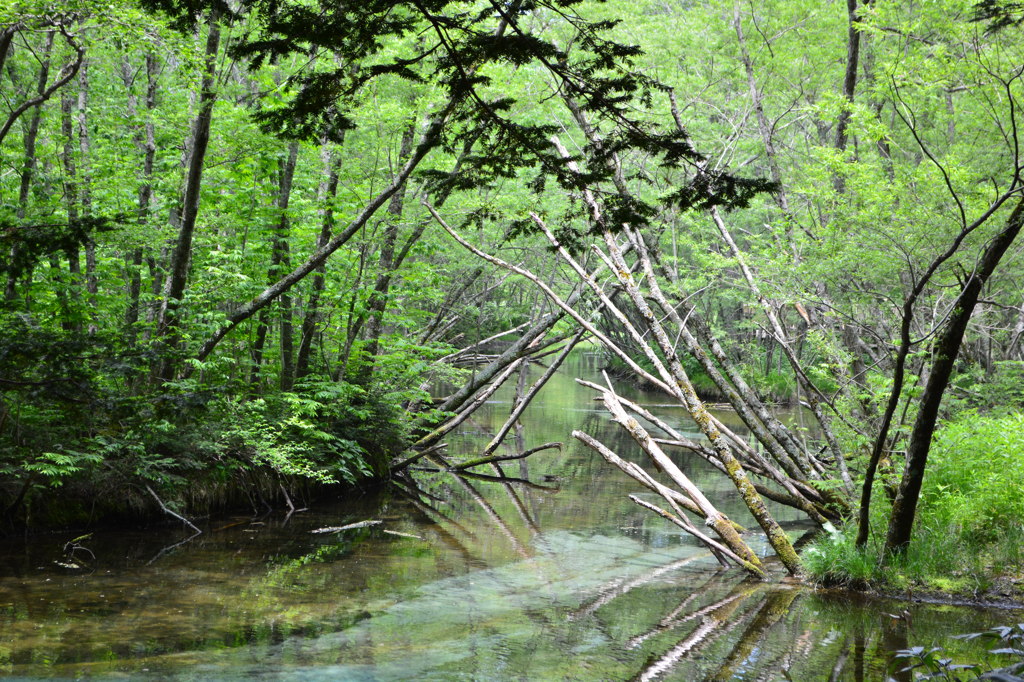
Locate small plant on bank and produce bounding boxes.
[889,645,981,680]
[889,623,1024,681]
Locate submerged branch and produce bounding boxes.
[310,519,382,534]
[451,441,562,470]
[629,495,762,574]
[145,485,202,534]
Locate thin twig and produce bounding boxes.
[451,441,562,470]
[145,484,202,534]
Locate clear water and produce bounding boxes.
[0,352,1018,679]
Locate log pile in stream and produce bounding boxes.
[417,127,857,579]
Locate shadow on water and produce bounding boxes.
[0,352,1020,679]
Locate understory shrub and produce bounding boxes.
[923,411,1024,541]
[805,411,1024,593]
[0,371,408,526]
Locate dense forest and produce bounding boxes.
[2,0,1023,587]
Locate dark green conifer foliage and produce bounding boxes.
[142,0,775,221]
[973,0,1024,32]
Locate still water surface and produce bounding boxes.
[0,352,1018,679]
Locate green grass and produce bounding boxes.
[804,411,1024,596]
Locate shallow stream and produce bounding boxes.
[1,352,1018,679]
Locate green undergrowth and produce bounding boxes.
[0,374,414,529]
[0,310,462,529]
[804,411,1024,597]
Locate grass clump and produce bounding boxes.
[804,411,1024,596]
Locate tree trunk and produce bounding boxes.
[4,31,54,302]
[59,76,83,326]
[274,141,299,391]
[884,198,1024,555]
[835,0,861,158]
[250,310,269,388]
[1007,302,1024,360]
[0,25,16,77]
[76,59,98,333]
[358,121,416,381]
[295,140,343,380]
[156,11,221,381]
[122,53,158,346]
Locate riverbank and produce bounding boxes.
[1,474,386,536]
[804,411,1024,611]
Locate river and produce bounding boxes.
[0,351,1018,679]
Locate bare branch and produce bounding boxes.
[0,23,85,146]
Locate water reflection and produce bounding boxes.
[0,353,1019,679]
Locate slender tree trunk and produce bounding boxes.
[295,141,343,380]
[1007,303,1024,360]
[856,308,937,545]
[122,53,158,346]
[156,11,221,381]
[358,121,416,380]
[144,249,165,341]
[47,256,72,329]
[835,0,861,159]
[274,141,299,390]
[250,310,269,388]
[76,60,97,332]
[4,31,54,302]
[60,80,83,326]
[333,246,367,381]
[884,198,1024,555]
